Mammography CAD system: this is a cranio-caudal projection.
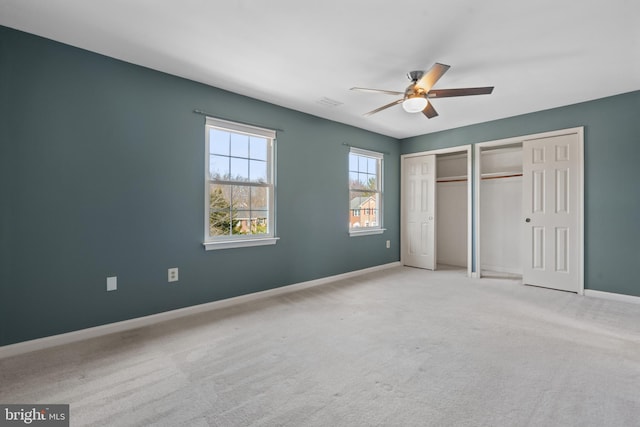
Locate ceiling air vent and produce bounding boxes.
[316,97,343,108]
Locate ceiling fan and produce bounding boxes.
[351,63,494,118]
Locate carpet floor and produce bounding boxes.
[1,266,640,426]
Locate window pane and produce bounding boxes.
[230,133,249,158]
[250,136,267,161]
[209,184,232,236]
[358,156,368,172]
[210,129,230,155]
[250,187,269,235]
[252,216,268,235]
[349,171,359,188]
[231,185,250,235]
[231,185,250,209]
[358,173,370,188]
[350,191,362,207]
[210,155,230,180]
[350,191,364,229]
[233,209,252,235]
[251,187,268,210]
[367,174,377,190]
[249,159,267,183]
[230,157,249,181]
[368,157,377,174]
[349,153,358,171]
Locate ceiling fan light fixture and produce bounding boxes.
[402,95,428,113]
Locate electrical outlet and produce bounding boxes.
[168,267,179,282]
[386,240,391,249]
[107,276,117,291]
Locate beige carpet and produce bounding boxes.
[1,267,640,426]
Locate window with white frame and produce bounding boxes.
[204,117,277,250]
[348,147,384,235]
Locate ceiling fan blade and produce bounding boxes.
[415,63,450,92]
[364,98,404,116]
[350,87,404,96]
[422,101,439,119]
[428,87,494,98]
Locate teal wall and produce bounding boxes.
[0,26,400,346]
[2,24,638,348]
[401,90,640,297]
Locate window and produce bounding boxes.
[349,147,384,236]
[204,117,277,250]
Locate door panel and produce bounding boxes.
[532,226,545,270]
[523,133,580,292]
[403,155,436,269]
[532,170,545,213]
[556,169,569,213]
[555,227,569,272]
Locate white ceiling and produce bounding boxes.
[1,0,639,139]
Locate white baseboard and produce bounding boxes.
[584,289,640,305]
[0,262,401,359]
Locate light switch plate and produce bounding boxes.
[107,276,117,291]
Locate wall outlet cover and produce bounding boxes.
[107,276,117,292]
[168,268,179,282]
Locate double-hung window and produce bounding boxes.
[349,147,384,235]
[204,117,277,250]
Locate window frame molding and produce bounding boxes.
[348,147,385,237]
[203,117,278,251]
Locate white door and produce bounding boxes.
[403,155,436,269]
[522,133,581,292]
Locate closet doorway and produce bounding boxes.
[475,127,584,293]
[476,142,524,278]
[401,145,472,277]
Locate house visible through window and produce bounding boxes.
[204,117,277,250]
[349,147,384,235]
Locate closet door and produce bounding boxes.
[522,133,580,292]
[403,155,436,270]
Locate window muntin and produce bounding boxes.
[205,118,275,247]
[349,147,383,233]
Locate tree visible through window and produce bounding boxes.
[205,118,276,247]
[349,147,383,233]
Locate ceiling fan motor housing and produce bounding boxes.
[407,70,424,82]
[405,84,428,100]
[405,71,428,100]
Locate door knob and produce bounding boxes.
[525,218,531,223]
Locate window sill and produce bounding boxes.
[203,237,279,251]
[349,228,386,237]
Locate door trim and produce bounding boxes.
[474,127,584,294]
[401,145,473,277]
